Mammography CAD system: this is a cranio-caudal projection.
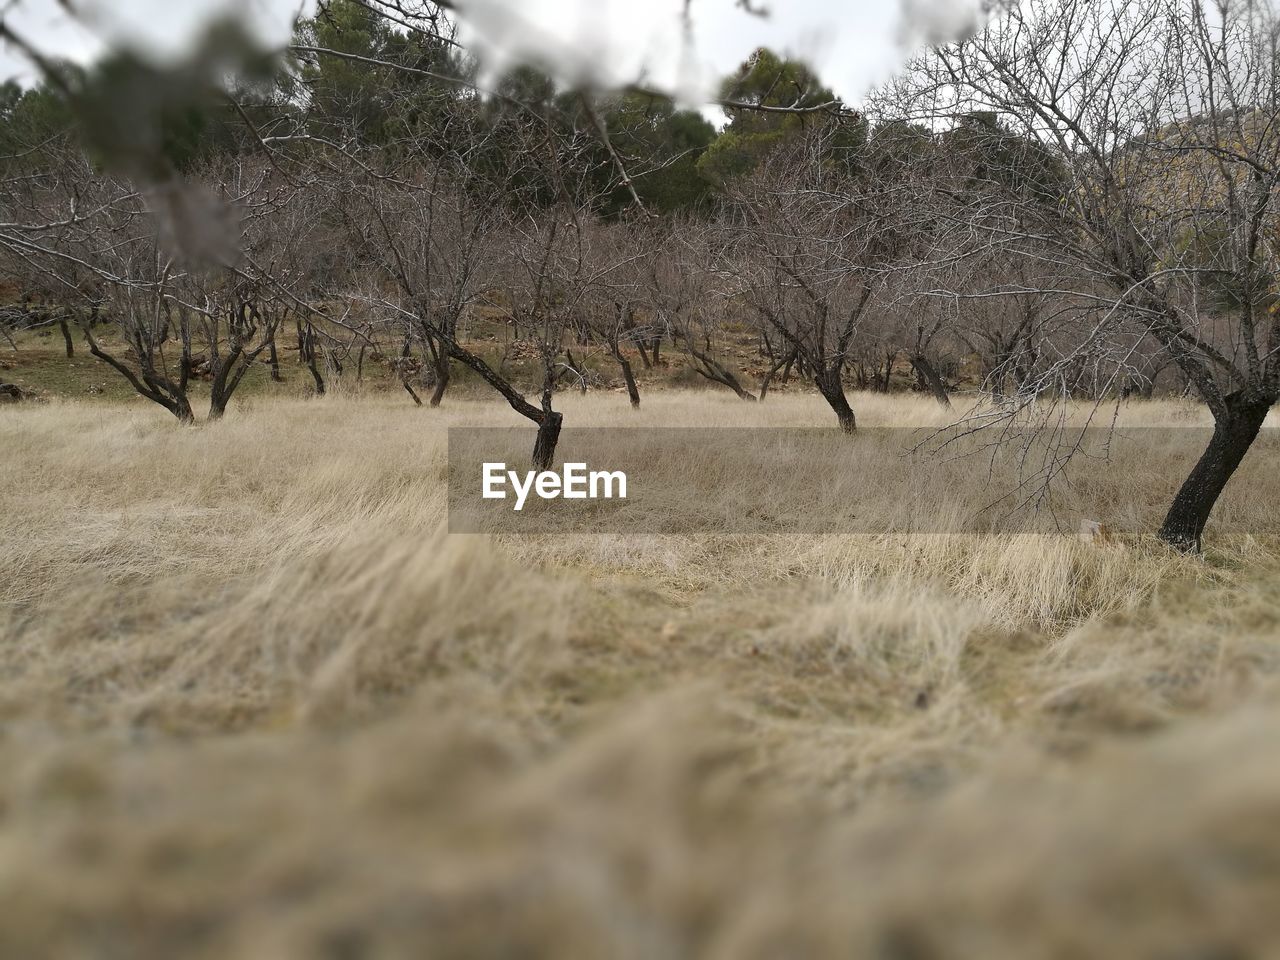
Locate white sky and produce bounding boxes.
[453,0,984,107]
[0,0,313,82]
[0,0,984,107]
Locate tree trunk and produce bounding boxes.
[816,369,856,433]
[616,352,640,409]
[429,354,450,407]
[83,329,195,424]
[435,334,565,473]
[532,411,563,471]
[1158,394,1271,552]
[307,358,326,396]
[208,345,267,422]
[268,332,282,382]
[207,349,241,421]
[300,325,325,396]
[759,346,798,402]
[758,369,777,402]
[687,339,756,401]
[781,351,796,383]
[58,318,74,358]
[875,351,896,393]
[172,393,196,425]
[911,354,951,407]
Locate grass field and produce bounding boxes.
[3,388,1280,958]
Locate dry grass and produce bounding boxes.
[2,390,1280,958]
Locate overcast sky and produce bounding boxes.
[0,0,983,106]
[0,0,313,83]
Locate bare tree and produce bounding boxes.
[643,220,764,401]
[722,128,898,432]
[572,220,664,409]
[897,0,1280,549]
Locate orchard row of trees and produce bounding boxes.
[2,0,1279,550]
